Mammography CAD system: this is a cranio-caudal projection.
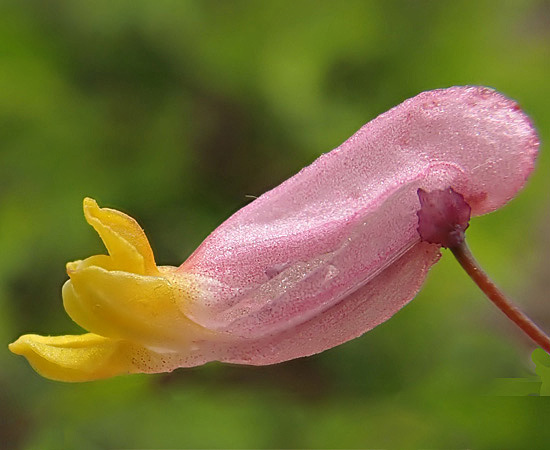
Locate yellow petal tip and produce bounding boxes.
[80,198,158,275]
[83,197,98,208]
[9,333,135,382]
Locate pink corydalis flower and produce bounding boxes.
[9,86,539,381]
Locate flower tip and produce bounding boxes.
[8,333,137,382]
[82,197,100,215]
[83,197,97,206]
[79,198,159,276]
[8,338,25,356]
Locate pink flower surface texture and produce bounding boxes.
[9,86,539,381]
[180,87,538,362]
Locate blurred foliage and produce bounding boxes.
[1,0,550,449]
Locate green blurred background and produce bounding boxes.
[1,1,550,449]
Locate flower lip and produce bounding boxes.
[61,199,214,351]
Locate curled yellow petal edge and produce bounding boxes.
[81,197,158,276]
[9,198,214,382]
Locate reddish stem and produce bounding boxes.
[451,241,550,354]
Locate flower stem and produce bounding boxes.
[450,241,550,354]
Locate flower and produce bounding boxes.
[9,86,538,381]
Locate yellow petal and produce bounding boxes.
[9,199,214,382]
[83,198,158,275]
[8,333,138,382]
[62,266,207,350]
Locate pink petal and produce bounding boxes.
[213,242,440,365]
[176,86,537,362]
